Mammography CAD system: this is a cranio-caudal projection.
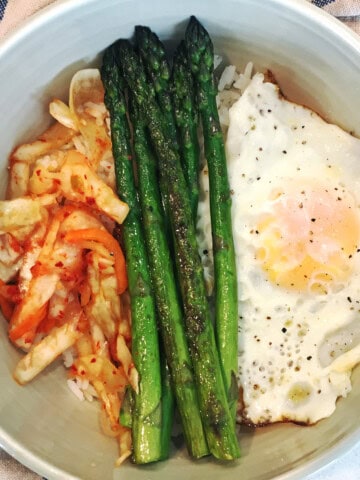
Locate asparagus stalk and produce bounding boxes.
[135,26,178,147]
[114,39,240,460]
[159,356,176,460]
[185,16,239,421]
[101,48,162,464]
[119,385,134,428]
[172,41,200,224]
[120,347,176,459]
[135,26,178,224]
[129,96,208,459]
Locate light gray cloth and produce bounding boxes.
[0,450,41,479]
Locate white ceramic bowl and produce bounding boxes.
[1,0,360,479]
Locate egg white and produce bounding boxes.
[225,73,360,425]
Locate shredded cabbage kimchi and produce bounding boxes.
[0,69,136,465]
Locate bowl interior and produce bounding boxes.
[1,0,360,479]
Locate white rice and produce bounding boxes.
[63,347,98,402]
[214,54,222,70]
[63,346,76,368]
[216,61,253,132]
[67,378,85,401]
[217,65,237,92]
[83,385,98,402]
[66,376,98,402]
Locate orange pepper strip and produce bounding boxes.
[63,228,128,294]
[78,281,91,307]
[0,280,14,321]
[37,313,56,335]
[0,284,21,304]
[9,302,48,342]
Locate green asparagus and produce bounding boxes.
[135,26,178,224]
[172,40,200,224]
[114,39,240,460]
[129,96,208,459]
[101,48,162,464]
[135,26,178,146]
[119,385,134,428]
[159,356,176,460]
[185,16,239,420]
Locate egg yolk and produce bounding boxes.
[256,184,359,294]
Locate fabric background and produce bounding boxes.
[0,0,57,37]
[0,0,359,478]
[311,0,360,33]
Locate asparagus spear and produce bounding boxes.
[101,48,162,464]
[136,28,200,224]
[129,96,208,459]
[119,346,176,459]
[159,355,176,460]
[185,16,239,420]
[135,26,178,146]
[119,386,134,428]
[172,41,200,224]
[114,39,240,460]
[135,26,178,225]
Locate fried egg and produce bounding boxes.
[226,73,360,425]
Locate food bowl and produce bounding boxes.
[1,0,360,479]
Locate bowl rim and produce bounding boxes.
[1,0,360,479]
[1,0,360,55]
